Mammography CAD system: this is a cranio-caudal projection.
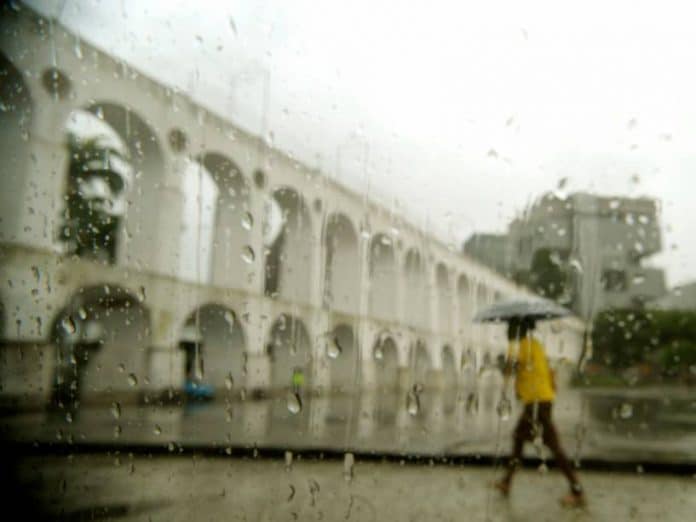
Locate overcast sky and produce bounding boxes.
[29,0,696,287]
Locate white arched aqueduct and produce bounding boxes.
[0,7,584,435]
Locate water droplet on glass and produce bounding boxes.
[241,212,253,230]
[153,424,162,436]
[225,373,234,390]
[496,396,512,421]
[110,401,121,419]
[77,307,87,320]
[619,402,634,419]
[343,453,354,482]
[569,259,583,274]
[285,450,293,472]
[65,412,73,423]
[286,391,302,415]
[538,462,549,474]
[137,286,146,303]
[406,389,420,416]
[632,274,645,285]
[374,346,384,361]
[327,337,341,359]
[228,17,237,36]
[127,373,138,387]
[241,246,255,264]
[61,315,77,335]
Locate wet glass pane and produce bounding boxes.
[2,1,695,520]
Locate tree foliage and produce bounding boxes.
[591,308,696,378]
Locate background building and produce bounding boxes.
[464,192,666,319]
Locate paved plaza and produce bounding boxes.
[8,453,696,521]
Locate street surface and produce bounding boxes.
[9,453,696,521]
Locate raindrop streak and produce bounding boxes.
[225,373,234,390]
[285,450,293,472]
[228,17,238,36]
[110,402,121,420]
[287,391,302,415]
[241,246,255,264]
[406,389,420,416]
[241,212,253,230]
[327,337,341,359]
[343,453,354,482]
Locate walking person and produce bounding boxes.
[494,317,585,507]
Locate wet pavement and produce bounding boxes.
[3,384,696,465]
[10,453,696,521]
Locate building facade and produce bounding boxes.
[464,192,666,319]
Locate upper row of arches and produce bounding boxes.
[1,55,511,332]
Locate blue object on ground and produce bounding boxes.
[184,379,215,400]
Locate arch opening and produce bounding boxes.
[60,103,164,268]
[201,153,250,288]
[264,188,313,303]
[324,214,359,314]
[179,304,246,394]
[368,234,396,321]
[404,249,427,328]
[436,263,451,334]
[49,284,150,413]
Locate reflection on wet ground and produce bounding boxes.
[3,382,696,465]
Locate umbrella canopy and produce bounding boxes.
[473,297,572,323]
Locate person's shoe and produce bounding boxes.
[560,492,586,508]
[492,480,510,497]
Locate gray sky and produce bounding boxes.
[30,0,696,287]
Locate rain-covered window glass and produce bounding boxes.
[2,1,695,520]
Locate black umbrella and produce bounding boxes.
[473,297,572,323]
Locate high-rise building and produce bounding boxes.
[463,192,666,319]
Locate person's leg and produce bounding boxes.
[497,403,533,492]
[538,402,584,504]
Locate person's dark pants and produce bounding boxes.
[502,401,582,494]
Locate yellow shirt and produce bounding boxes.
[507,336,555,404]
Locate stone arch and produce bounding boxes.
[199,152,251,289]
[0,52,33,243]
[441,345,457,415]
[327,323,358,394]
[177,158,218,283]
[264,187,313,304]
[49,284,150,410]
[179,304,246,391]
[373,334,399,426]
[324,213,359,314]
[61,102,165,269]
[436,263,451,335]
[404,248,428,328]
[457,273,473,336]
[411,339,431,388]
[368,234,396,321]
